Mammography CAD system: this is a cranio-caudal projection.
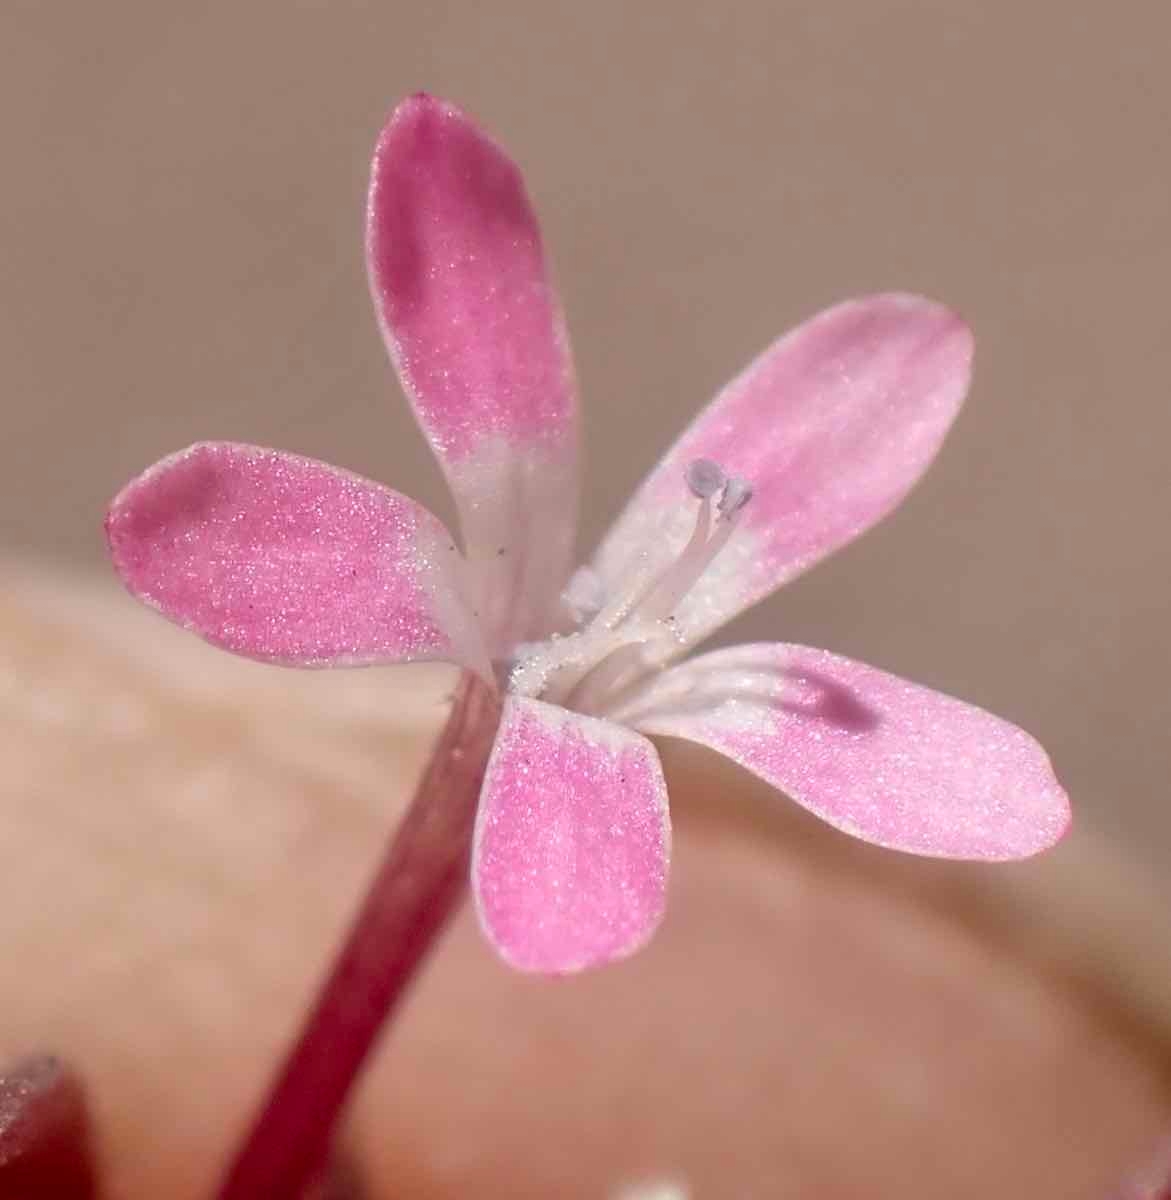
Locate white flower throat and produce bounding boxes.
[507,459,753,715]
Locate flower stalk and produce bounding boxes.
[215,671,501,1200]
[0,1054,95,1199]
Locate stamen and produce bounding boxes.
[627,492,713,623]
[566,641,650,715]
[529,459,755,714]
[718,476,752,517]
[591,476,714,632]
[562,565,606,625]
[633,460,753,623]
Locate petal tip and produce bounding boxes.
[105,442,208,575]
[472,812,670,976]
[377,92,482,161]
[474,881,666,977]
[867,290,974,356]
[1004,775,1073,861]
[386,92,455,142]
[979,731,1072,862]
[865,291,975,421]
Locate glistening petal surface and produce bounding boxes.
[367,94,579,654]
[105,442,488,672]
[593,294,973,647]
[622,644,1069,860]
[473,696,670,973]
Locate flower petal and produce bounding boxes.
[473,696,670,973]
[105,442,489,673]
[593,294,972,648]
[622,643,1069,860]
[367,94,579,655]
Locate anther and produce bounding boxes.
[685,458,726,500]
[718,476,753,518]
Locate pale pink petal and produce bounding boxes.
[473,696,670,973]
[593,294,972,648]
[622,644,1069,860]
[106,442,488,673]
[367,94,578,654]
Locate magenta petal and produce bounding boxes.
[624,644,1069,860]
[473,697,671,973]
[593,294,973,647]
[106,442,489,673]
[367,94,579,653]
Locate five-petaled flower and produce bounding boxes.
[106,93,1070,975]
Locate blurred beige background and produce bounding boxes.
[2,1,1168,877]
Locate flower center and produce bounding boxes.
[507,459,752,714]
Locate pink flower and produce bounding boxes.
[105,93,1070,975]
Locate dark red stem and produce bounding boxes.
[215,671,501,1200]
[0,1054,95,1199]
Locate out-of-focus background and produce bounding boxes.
[2,2,1168,876]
